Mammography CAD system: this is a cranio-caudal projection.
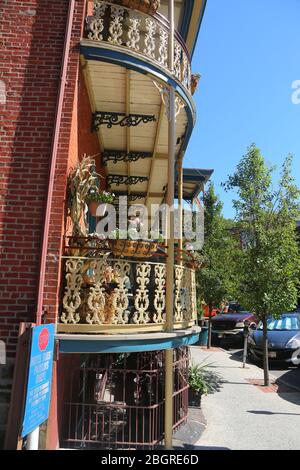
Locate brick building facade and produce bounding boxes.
[0,0,208,449]
[0,0,89,446]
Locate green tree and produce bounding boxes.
[224,144,300,385]
[197,184,239,348]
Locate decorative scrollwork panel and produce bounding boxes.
[61,259,85,324]
[127,15,141,50]
[144,18,157,59]
[87,2,107,41]
[133,263,151,324]
[108,5,125,45]
[153,264,166,323]
[174,266,184,322]
[86,259,108,324]
[112,261,131,324]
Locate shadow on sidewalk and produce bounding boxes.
[228,350,244,363]
[205,369,226,394]
[247,409,300,416]
[175,444,230,450]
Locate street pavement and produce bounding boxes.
[191,345,300,450]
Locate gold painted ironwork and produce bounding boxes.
[61,256,197,328]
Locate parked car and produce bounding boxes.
[223,302,247,314]
[248,312,300,365]
[211,304,257,342]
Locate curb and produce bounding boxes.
[173,406,207,448]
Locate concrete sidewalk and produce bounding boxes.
[190,346,300,450]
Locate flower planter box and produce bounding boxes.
[88,202,107,217]
[108,239,157,258]
[188,389,202,408]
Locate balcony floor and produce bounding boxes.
[56,326,201,353]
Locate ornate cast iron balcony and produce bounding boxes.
[59,254,197,333]
[85,1,192,96]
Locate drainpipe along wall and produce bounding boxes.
[35,0,75,326]
[37,0,76,450]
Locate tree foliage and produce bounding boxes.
[196,183,239,312]
[224,144,300,385]
[224,144,300,319]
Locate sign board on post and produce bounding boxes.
[21,324,55,438]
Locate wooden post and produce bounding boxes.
[164,0,175,451]
[177,157,183,266]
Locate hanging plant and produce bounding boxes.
[108,228,160,258]
[86,190,115,216]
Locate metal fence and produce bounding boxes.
[62,348,189,449]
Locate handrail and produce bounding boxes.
[153,11,191,62]
[85,1,192,95]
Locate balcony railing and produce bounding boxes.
[59,252,197,333]
[85,1,192,95]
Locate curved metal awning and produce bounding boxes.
[175,167,214,202]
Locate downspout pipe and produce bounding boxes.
[36,0,76,326]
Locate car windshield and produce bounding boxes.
[257,316,300,331]
[223,303,247,314]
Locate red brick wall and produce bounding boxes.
[0,0,86,356]
[78,68,105,179]
[42,0,87,325]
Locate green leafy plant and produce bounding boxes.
[196,183,240,348]
[188,362,213,395]
[109,229,131,240]
[86,189,115,204]
[109,228,164,242]
[156,233,165,243]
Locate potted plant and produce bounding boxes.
[118,0,160,15]
[86,190,115,217]
[191,73,201,95]
[188,362,211,407]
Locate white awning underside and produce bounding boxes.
[82,59,189,210]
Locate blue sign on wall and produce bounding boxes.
[21,324,55,438]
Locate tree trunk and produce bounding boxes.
[262,317,270,386]
[207,304,213,349]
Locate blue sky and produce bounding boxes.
[187,0,300,219]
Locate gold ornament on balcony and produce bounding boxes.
[67,155,100,237]
[191,73,201,95]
